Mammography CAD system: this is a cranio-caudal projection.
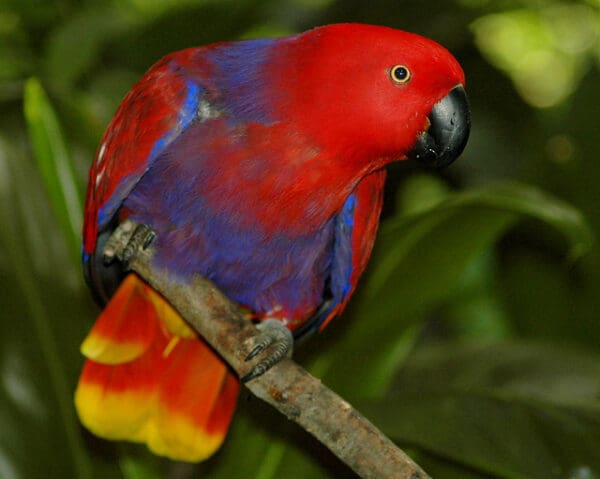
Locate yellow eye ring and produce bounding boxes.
[389,65,411,84]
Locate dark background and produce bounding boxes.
[1,1,599,478]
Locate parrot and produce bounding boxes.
[75,23,470,462]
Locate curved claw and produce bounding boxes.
[241,319,293,383]
[102,219,156,266]
[122,224,156,263]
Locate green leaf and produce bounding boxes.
[369,181,592,309]
[0,135,120,478]
[360,342,600,479]
[319,180,593,397]
[23,78,83,267]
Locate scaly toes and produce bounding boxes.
[241,319,293,383]
[103,219,156,266]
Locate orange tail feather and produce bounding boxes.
[75,274,239,462]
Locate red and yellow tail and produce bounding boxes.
[75,274,239,462]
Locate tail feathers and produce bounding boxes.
[75,274,240,462]
[80,274,160,364]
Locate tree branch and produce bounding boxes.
[129,245,430,479]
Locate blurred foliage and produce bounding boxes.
[1,0,599,478]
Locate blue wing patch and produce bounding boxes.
[293,192,356,340]
[86,79,203,305]
[330,192,355,301]
[96,80,202,233]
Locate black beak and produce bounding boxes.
[409,85,470,168]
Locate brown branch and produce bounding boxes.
[129,246,430,479]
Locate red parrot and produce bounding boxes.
[76,23,470,462]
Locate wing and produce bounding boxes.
[82,39,281,304]
[293,169,387,338]
[82,50,210,303]
[83,50,204,257]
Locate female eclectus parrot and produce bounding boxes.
[76,23,470,462]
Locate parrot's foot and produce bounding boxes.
[103,219,156,266]
[241,319,293,383]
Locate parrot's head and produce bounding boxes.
[275,23,470,170]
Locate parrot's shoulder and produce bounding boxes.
[83,51,209,255]
[84,36,285,256]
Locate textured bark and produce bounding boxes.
[128,245,430,479]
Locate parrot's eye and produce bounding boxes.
[389,65,411,84]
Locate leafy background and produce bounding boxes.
[1,0,599,478]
